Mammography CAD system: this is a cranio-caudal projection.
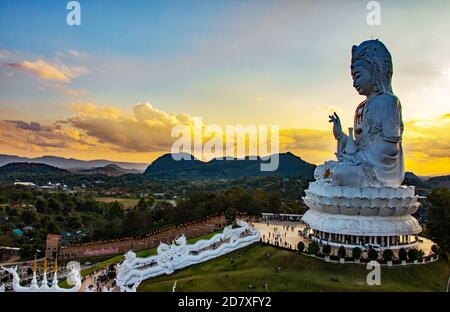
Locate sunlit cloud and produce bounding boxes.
[0,102,448,175]
[2,59,87,83]
[67,102,196,152]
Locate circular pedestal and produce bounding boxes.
[302,209,422,237]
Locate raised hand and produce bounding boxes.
[329,112,343,140]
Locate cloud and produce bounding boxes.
[0,119,98,152]
[5,120,42,131]
[403,114,450,159]
[2,59,88,83]
[0,103,448,175]
[67,102,195,152]
[68,49,88,58]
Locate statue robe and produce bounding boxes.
[336,93,405,187]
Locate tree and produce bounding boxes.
[225,207,236,225]
[48,197,62,213]
[407,248,420,261]
[20,210,36,225]
[9,208,18,217]
[368,248,378,260]
[105,201,124,220]
[35,197,48,213]
[352,247,362,259]
[297,241,305,253]
[307,242,320,255]
[322,245,331,255]
[427,188,450,252]
[431,244,440,255]
[338,246,347,258]
[136,198,148,210]
[398,248,407,261]
[383,249,394,261]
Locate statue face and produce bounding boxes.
[351,65,373,96]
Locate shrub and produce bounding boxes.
[383,249,394,261]
[408,248,420,261]
[431,244,440,255]
[398,248,407,261]
[322,245,331,255]
[297,241,305,253]
[368,248,378,260]
[338,246,347,258]
[307,242,320,255]
[352,247,362,259]
[418,249,425,259]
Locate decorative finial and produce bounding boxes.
[33,255,37,272]
[43,258,48,272]
[54,258,58,273]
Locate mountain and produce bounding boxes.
[0,162,69,175]
[403,171,422,185]
[74,164,141,176]
[0,154,147,171]
[144,152,316,180]
[427,175,450,189]
[144,153,203,174]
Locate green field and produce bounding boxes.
[138,244,449,292]
[95,197,140,209]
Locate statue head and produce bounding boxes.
[351,39,393,96]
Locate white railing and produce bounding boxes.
[116,219,260,290]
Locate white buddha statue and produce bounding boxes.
[315,39,404,188]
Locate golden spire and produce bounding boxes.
[32,255,37,272]
[43,258,48,272]
[53,258,58,273]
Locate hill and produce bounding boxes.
[0,154,147,171]
[138,244,449,292]
[0,162,68,175]
[144,152,316,180]
[74,164,141,176]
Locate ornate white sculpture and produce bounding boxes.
[301,40,422,248]
[116,218,260,288]
[0,258,81,292]
[315,40,404,188]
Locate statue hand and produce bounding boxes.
[329,112,343,140]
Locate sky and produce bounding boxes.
[0,0,449,175]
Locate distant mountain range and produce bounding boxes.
[0,153,448,188]
[144,152,316,180]
[0,154,147,171]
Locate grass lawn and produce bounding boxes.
[138,244,449,292]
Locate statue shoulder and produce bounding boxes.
[371,93,400,106]
[370,93,401,115]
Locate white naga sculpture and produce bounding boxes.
[302,40,422,248]
[116,218,260,289]
[0,258,81,292]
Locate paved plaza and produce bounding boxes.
[252,220,434,257]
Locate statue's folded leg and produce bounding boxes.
[314,161,338,180]
[331,163,368,187]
